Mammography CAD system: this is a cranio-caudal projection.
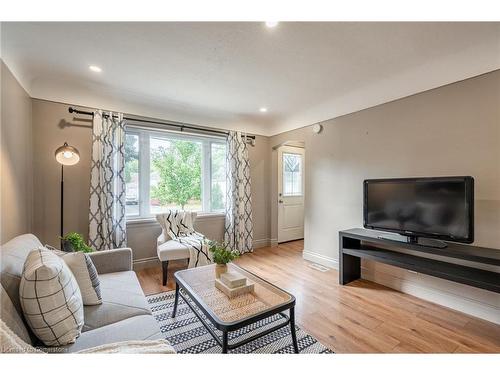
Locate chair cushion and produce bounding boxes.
[61,315,163,353]
[19,248,84,346]
[82,271,151,332]
[157,240,190,261]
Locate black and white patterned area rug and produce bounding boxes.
[147,291,333,354]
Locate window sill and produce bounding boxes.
[126,212,225,226]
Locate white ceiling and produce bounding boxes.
[2,22,499,136]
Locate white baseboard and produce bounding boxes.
[303,250,339,269]
[362,263,500,324]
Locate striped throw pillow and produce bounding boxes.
[19,248,84,346]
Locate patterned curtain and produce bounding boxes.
[88,110,127,250]
[224,131,253,253]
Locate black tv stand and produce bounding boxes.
[376,233,447,249]
[339,228,500,293]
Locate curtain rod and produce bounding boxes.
[68,107,256,140]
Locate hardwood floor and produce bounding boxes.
[136,240,500,353]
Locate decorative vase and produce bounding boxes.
[215,264,228,279]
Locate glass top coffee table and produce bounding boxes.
[172,263,298,353]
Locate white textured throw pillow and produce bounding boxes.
[19,248,84,346]
[51,249,102,305]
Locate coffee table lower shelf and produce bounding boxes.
[171,282,299,353]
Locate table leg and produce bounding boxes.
[222,331,228,354]
[172,283,179,318]
[290,307,299,353]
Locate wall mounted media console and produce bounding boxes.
[339,228,500,293]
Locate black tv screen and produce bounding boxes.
[363,176,474,243]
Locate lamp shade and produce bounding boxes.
[55,142,80,166]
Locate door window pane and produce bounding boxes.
[149,136,202,213]
[125,134,140,216]
[211,143,226,212]
[283,152,302,196]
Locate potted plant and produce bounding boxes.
[60,232,93,253]
[208,240,240,278]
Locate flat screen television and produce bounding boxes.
[363,176,474,247]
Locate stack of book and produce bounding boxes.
[215,271,255,298]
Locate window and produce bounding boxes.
[125,128,227,219]
[282,152,302,196]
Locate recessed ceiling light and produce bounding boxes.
[259,107,268,113]
[265,21,279,28]
[89,65,102,73]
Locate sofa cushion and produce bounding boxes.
[82,271,151,332]
[157,240,190,261]
[1,285,32,345]
[1,234,43,315]
[60,315,163,353]
[20,248,84,346]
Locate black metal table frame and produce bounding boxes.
[172,269,299,354]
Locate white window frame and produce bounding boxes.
[125,126,226,221]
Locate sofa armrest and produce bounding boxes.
[88,248,133,274]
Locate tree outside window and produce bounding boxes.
[151,140,202,210]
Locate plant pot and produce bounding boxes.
[215,264,228,279]
[61,240,75,253]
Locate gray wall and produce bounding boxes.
[1,61,33,243]
[30,99,271,265]
[270,70,500,323]
[32,99,92,246]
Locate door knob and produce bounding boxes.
[279,200,283,203]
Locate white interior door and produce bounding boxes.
[278,146,305,243]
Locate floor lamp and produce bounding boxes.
[55,142,80,245]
